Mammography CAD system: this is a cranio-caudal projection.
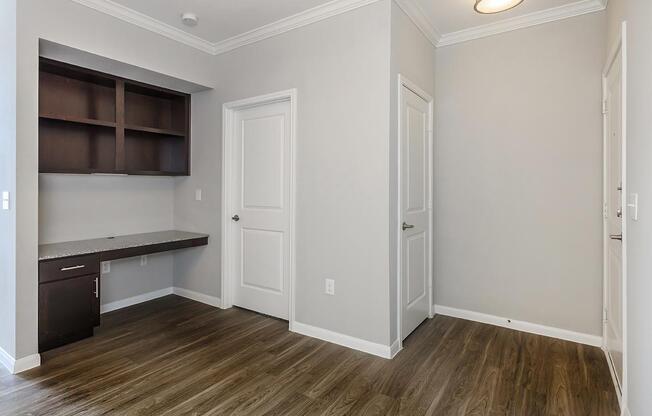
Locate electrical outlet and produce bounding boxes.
[101,261,111,274]
[140,255,148,266]
[195,189,202,201]
[325,279,335,296]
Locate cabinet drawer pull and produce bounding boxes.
[94,278,99,299]
[60,265,86,272]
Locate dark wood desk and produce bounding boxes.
[38,230,208,352]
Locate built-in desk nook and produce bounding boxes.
[38,231,209,352]
[36,50,210,354]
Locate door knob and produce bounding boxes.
[231,215,240,222]
[402,222,414,231]
[610,234,622,241]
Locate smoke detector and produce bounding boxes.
[181,12,198,27]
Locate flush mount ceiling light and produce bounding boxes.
[474,0,524,14]
[181,12,198,27]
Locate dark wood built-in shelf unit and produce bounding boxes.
[39,58,191,176]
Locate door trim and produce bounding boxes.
[221,89,297,330]
[601,21,627,411]
[396,74,434,352]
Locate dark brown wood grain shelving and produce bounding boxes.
[39,58,191,176]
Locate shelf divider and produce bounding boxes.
[115,80,126,172]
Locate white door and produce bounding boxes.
[230,100,291,320]
[605,50,624,389]
[400,85,431,340]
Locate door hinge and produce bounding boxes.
[603,203,608,219]
[603,308,608,323]
[602,100,608,115]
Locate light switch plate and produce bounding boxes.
[628,193,639,221]
[2,191,9,210]
[325,279,335,296]
[195,189,202,201]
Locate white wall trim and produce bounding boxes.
[434,305,602,347]
[72,0,606,54]
[70,0,216,54]
[389,338,402,358]
[437,0,606,47]
[100,287,222,314]
[0,347,41,374]
[394,0,440,47]
[173,287,223,308]
[100,287,173,314]
[602,21,628,416]
[71,0,381,56]
[292,321,393,359]
[213,0,381,55]
[602,347,623,407]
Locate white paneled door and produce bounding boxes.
[604,48,624,391]
[400,83,432,341]
[230,100,291,320]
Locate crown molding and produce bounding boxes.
[213,0,381,55]
[437,0,607,47]
[71,0,382,56]
[70,0,216,54]
[394,0,440,47]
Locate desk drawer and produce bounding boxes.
[39,254,100,283]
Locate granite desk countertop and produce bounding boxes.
[39,230,209,261]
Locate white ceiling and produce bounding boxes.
[110,0,333,43]
[75,0,608,53]
[418,0,586,35]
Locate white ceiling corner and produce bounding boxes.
[212,0,381,55]
[70,0,216,54]
[394,0,441,47]
[437,0,608,47]
[70,0,608,54]
[396,0,608,48]
[70,0,383,55]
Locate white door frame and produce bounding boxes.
[396,74,434,351]
[221,89,297,330]
[602,22,627,412]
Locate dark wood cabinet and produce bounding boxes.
[38,276,99,352]
[38,254,100,352]
[39,58,191,176]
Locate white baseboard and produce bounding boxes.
[0,347,41,374]
[602,346,623,408]
[292,321,393,359]
[433,304,602,347]
[101,287,174,314]
[390,338,402,358]
[173,287,222,308]
[101,287,222,314]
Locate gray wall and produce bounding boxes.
[174,0,394,345]
[39,175,176,305]
[607,0,652,414]
[388,1,436,344]
[0,0,17,358]
[173,89,221,298]
[434,12,606,336]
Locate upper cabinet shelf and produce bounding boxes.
[39,58,191,176]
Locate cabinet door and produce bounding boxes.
[39,274,98,352]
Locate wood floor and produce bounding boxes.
[0,295,619,416]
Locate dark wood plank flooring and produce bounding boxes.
[0,295,619,415]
